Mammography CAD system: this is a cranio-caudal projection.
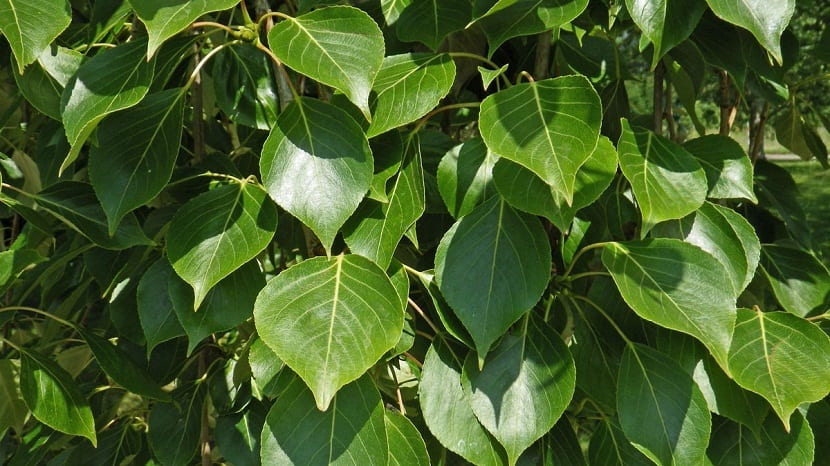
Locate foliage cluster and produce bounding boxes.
[0,0,829,465]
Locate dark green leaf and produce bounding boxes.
[754,160,812,249]
[148,385,205,466]
[775,106,828,167]
[0,360,28,434]
[0,0,71,73]
[708,412,814,465]
[437,137,498,219]
[14,45,82,120]
[385,410,430,466]
[474,0,589,54]
[248,336,284,399]
[704,0,795,63]
[625,0,707,68]
[215,400,266,466]
[760,244,830,317]
[212,44,279,130]
[588,418,652,466]
[0,249,46,288]
[137,258,185,355]
[395,0,470,50]
[683,135,756,202]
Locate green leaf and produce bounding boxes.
[704,0,795,64]
[367,131,404,202]
[653,202,760,294]
[34,181,153,250]
[0,249,46,289]
[683,135,756,202]
[617,343,711,466]
[411,269,475,348]
[212,43,279,130]
[248,336,284,399]
[130,0,240,59]
[559,32,631,81]
[254,255,403,411]
[60,38,155,173]
[462,314,576,464]
[435,197,551,358]
[602,238,737,365]
[625,0,707,68]
[775,106,828,167]
[343,136,424,269]
[14,45,83,120]
[367,53,455,138]
[473,0,589,54]
[479,76,601,205]
[0,360,28,434]
[437,137,498,219]
[137,258,185,355]
[664,42,707,135]
[78,328,170,401]
[148,385,205,466]
[385,410,430,466]
[381,0,411,25]
[167,181,277,309]
[260,374,388,465]
[170,260,264,354]
[0,0,71,73]
[260,98,372,254]
[588,418,653,466]
[760,244,830,318]
[395,0,471,50]
[617,119,707,236]
[754,160,812,249]
[419,341,506,465]
[89,89,185,235]
[19,350,96,445]
[268,6,384,119]
[708,411,814,465]
[727,308,830,430]
[215,400,266,466]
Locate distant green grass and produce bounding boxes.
[778,160,830,263]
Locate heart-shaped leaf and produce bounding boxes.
[479,76,602,205]
[167,181,277,309]
[625,0,707,68]
[137,258,185,355]
[260,98,372,254]
[395,0,470,50]
[0,0,72,73]
[436,197,551,359]
[683,135,756,202]
[254,255,403,410]
[473,0,589,54]
[727,308,830,430]
[268,6,384,119]
[704,0,794,64]
[385,410,430,466]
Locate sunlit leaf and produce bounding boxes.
[0,0,71,73]
[625,0,707,68]
[473,0,589,54]
[385,410,430,466]
[395,0,470,50]
[704,0,795,63]
[760,244,830,317]
[683,135,756,202]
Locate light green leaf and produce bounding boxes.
[602,239,737,365]
[343,135,424,270]
[137,258,185,355]
[478,64,509,90]
[212,43,279,130]
[760,244,830,318]
[19,350,96,445]
[462,314,576,465]
[683,135,756,202]
[260,374,387,465]
[253,255,403,411]
[0,249,46,289]
[775,106,828,167]
[708,412,814,465]
[260,98,372,254]
[728,308,830,430]
[704,0,794,64]
[436,197,551,358]
[0,0,71,73]
[148,385,205,466]
[268,6,384,119]
[617,119,707,236]
[34,181,153,250]
[653,202,760,294]
[130,0,240,59]
[368,53,455,138]
[385,410,430,466]
[89,89,185,235]
[419,341,507,465]
[588,418,653,466]
[381,0,411,25]
[0,360,28,434]
[60,38,155,173]
[14,45,83,120]
[437,137,498,219]
[625,0,707,68]
[479,75,602,205]
[474,0,589,55]
[395,0,471,50]
[617,343,711,466]
[167,181,277,309]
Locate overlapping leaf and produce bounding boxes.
[708,412,814,465]
[437,138,498,219]
[473,0,590,54]
[0,0,71,73]
[775,106,828,167]
[395,0,471,50]
[625,0,707,67]
[683,135,756,202]
[705,0,795,64]
[760,244,830,317]
[14,45,83,120]
[212,44,279,130]
[385,410,430,466]
[148,385,205,466]
[588,418,653,466]
[137,258,185,354]
[0,360,28,434]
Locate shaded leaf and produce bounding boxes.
[248,336,284,399]
[148,385,205,466]
[14,45,83,120]
[704,0,795,63]
[395,0,470,50]
[760,244,830,317]
[385,410,430,466]
[215,400,266,466]
[775,106,828,167]
[625,0,707,68]
[683,135,756,202]
[588,417,653,466]
[754,160,812,249]
[474,0,589,54]
[437,137,498,219]
[0,0,71,73]
[212,43,279,130]
[137,258,185,355]
[708,412,814,465]
[0,360,28,434]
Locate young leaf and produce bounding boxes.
[617,343,711,465]
[727,308,830,430]
[130,0,240,59]
[19,350,96,446]
[479,76,602,205]
[260,97,372,254]
[602,239,737,365]
[385,410,430,466]
[89,88,185,235]
[462,314,576,465]
[708,412,814,465]
[435,197,551,359]
[148,385,205,466]
[260,374,388,465]
[0,0,72,73]
[253,255,403,411]
[437,138,498,219]
[683,135,757,202]
[60,38,155,172]
[268,6,384,119]
[211,44,279,130]
[137,258,185,355]
[704,0,795,64]
[167,181,277,309]
[395,0,470,50]
[625,0,707,68]
[617,119,707,236]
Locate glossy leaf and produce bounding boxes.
[167,181,277,309]
[381,0,411,25]
[268,6,384,118]
[254,255,403,411]
[89,89,184,235]
[436,197,551,358]
[708,412,814,465]
[760,244,830,317]
[603,239,737,365]
[368,53,455,138]
[479,75,601,205]
[419,342,506,465]
[474,0,589,54]
[617,343,711,465]
[60,39,155,172]
[0,360,28,434]
[437,137,498,219]
[260,98,372,254]
[395,0,470,50]
[343,135,424,269]
[19,350,96,445]
[260,374,387,465]
[131,0,240,59]
[462,314,576,464]
[704,0,795,64]
[617,119,707,235]
[148,385,205,466]
[15,45,83,120]
[248,336,284,399]
[137,258,185,354]
[0,0,71,73]
[212,43,279,130]
[727,308,830,430]
[683,135,757,202]
[385,410,430,466]
[625,0,707,67]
